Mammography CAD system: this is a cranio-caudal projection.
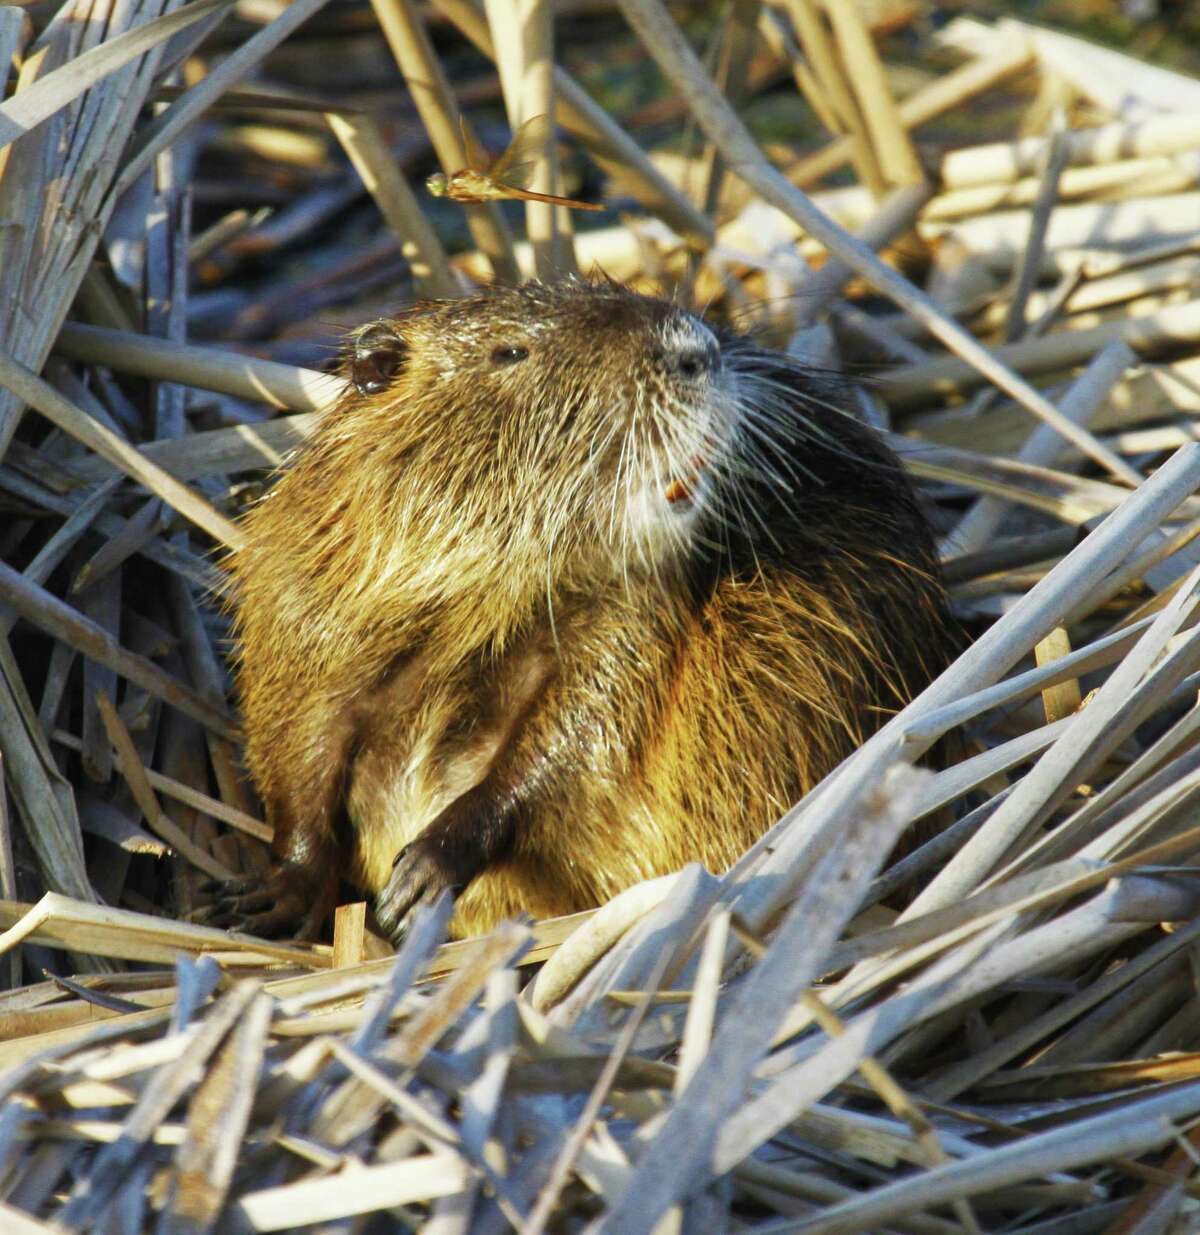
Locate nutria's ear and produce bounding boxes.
[351,323,409,395]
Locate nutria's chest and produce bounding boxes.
[340,639,550,888]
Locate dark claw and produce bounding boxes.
[198,873,256,900]
[193,861,337,942]
[374,839,461,946]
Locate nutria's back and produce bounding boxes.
[213,279,957,942]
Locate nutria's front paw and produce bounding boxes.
[374,839,463,946]
[195,861,336,941]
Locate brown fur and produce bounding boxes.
[216,279,957,941]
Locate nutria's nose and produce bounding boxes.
[655,318,722,381]
[665,347,718,380]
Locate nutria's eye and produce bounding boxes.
[491,345,529,366]
[351,324,408,395]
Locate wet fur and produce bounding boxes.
[223,279,956,939]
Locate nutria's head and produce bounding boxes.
[233,278,909,668]
[341,279,743,580]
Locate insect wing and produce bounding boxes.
[458,113,491,172]
[489,113,553,187]
[493,160,539,191]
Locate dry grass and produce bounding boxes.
[2,1,1200,1231]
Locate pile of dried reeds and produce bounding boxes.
[3,0,1200,1230]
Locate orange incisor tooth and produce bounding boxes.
[665,456,707,504]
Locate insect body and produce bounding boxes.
[425,114,604,212]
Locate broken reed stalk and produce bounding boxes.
[113,0,341,200]
[781,0,885,196]
[54,322,343,411]
[0,13,24,92]
[941,110,1200,189]
[755,1081,1200,1235]
[946,340,1136,556]
[0,560,238,741]
[0,0,235,151]
[0,350,244,550]
[911,568,1200,914]
[486,0,572,278]
[65,415,317,485]
[1003,118,1072,341]
[755,8,841,137]
[787,32,1033,187]
[821,0,922,188]
[879,298,1200,405]
[95,691,235,881]
[0,0,186,458]
[966,250,1200,334]
[325,112,460,299]
[794,179,933,325]
[51,728,270,841]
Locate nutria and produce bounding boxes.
[210,278,957,943]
